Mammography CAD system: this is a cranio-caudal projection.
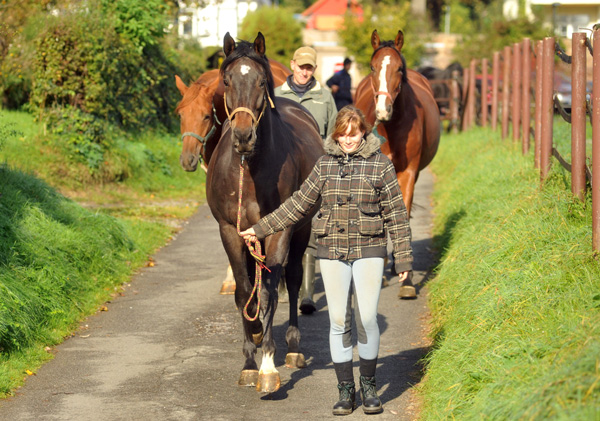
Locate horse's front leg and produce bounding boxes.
[254,229,292,393]
[219,224,263,387]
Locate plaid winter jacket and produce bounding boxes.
[253,132,413,274]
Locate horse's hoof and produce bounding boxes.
[252,331,264,346]
[256,371,281,393]
[219,280,236,295]
[285,352,306,368]
[398,285,417,299]
[238,369,259,387]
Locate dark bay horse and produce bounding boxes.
[175,59,291,294]
[175,60,291,173]
[206,32,324,393]
[355,30,440,297]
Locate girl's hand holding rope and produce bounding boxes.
[239,227,257,243]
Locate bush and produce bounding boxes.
[29,1,179,132]
[339,3,427,72]
[239,7,303,65]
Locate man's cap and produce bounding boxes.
[293,46,317,67]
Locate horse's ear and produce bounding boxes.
[223,32,236,57]
[254,32,266,57]
[394,30,404,52]
[175,75,188,96]
[371,30,380,50]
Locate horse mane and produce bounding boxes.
[175,81,214,113]
[219,40,276,100]
[372,40,408,84]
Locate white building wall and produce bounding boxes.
[178,0,258,48]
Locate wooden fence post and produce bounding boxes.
[451,70,460,134]
[492,52,500,131]
[571,32,587,201]
[592,29,600,252]
[462,67,470,131]
[512,42,522,143]
[469,58,477,127]
[540,37,555,182]
[482,58,489,127]
[502,46,511,139]
[522,38,532,154]
[534,40,543,168]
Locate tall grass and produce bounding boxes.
[422,127,600,419]
[0,110,205,396]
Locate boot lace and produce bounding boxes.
[338,381,355,400]
[360,376,377,398]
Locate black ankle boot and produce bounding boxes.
[332,381,356,416]
[359,375,382,414]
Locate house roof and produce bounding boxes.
[301,0,363,30]
[302,0,363,17]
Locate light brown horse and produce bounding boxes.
[355,30,440,297]
[175,59,291,172]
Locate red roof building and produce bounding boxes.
[301,0,364,31]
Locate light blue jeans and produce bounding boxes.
[319,257,384,363]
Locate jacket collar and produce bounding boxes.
[323,132,381,159]
[280,79,323,94]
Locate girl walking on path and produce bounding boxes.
[239,105,412,416]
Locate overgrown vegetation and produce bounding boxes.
[339,2,427,72]
[423,127,600,419]
[239,7,303,65]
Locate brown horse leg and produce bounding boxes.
[283,233,307,368]
[397,170,417,299]
[219,264,236,295]
[218,225,263,386]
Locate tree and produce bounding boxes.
[239,7,303,65]
[339,2,427,73]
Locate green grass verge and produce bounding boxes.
[422,126,600,419]
[0,110,206,396]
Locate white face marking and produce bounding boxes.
[240,64,251,75]
[376,55,391,116]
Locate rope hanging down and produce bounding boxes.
[236,156,270,321]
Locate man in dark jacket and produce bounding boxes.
[327,58,353,110]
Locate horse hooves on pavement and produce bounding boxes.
[219,279,236,295]
[398,285,417,299]
[256,371,281,393]
[285,352,307,368]
[238,369,259,387]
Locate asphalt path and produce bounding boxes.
[0,168,436,421]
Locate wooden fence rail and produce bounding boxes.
[449,30,600,253]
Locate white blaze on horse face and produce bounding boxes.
[240,64,251,75]
[376,55,391,119]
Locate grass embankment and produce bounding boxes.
[422,127,600,419]
[0,110,205,396]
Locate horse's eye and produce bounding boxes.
[398,67,404,73]
[203,115,210,122]
[370,66,375,72]
[259,79,266,88]
[223,78,229,87]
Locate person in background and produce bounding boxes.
[275,45,338,314]
[327,58,353,111]
[239,106,413,416]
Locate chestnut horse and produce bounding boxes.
[206,32,323,393]
[175,60,291,172]
[355,30,440,297]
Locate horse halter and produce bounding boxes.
[223,89,275,128]
[180,102,221,146]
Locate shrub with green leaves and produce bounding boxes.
[339,3,426,72]
[239,7,303,65]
